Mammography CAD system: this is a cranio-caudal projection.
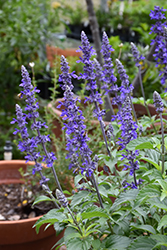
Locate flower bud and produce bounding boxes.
[56,189,68,208]
[153,91,164,113]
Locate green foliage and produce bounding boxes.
[0,0,60,113]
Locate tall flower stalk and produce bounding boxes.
[11,66,62,192]
[150,6,167,90]
[59,55,104,208]
[78,31,112,158]
[130,42,157,133]
[153,91,165,174]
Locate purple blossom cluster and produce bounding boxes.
[153,91,164,113]
[100,32,118,95]
[150,6,167,88]
[113,60,140,188]
[58,55,97,176]
[130,42,145,67]
[11,66,56,185]
[117,96,138,149]
[78,31,105,122]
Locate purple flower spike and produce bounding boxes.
[59,55,96,176]
[118,96,138,149]
[79,31,105,122]
[130,42,145,67]
[56,189,68,208]
[115,59,133,105]
[11,66,61,185]
[150,6,167,89]
[101,32,117,95]
[153,91,164,113]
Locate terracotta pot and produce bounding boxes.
[46,45,82,68]
[47,97,167,139]
[0,160,64,250]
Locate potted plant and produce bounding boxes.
[11,5,167,250]
[0,160,64,250]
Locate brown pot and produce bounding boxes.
[0,160,64,250]
[47,97,167,139]
[46,45,82,68]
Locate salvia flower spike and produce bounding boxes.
[153,91,164,113]
[56,189,68,208]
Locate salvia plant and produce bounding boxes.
[12,6,167,250]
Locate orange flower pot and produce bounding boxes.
[0,160,64,250]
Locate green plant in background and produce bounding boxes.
[0,0,61,114]
[58,1,88,25]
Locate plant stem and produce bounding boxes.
[94,101,112,158]
[91,172,104,208]
[41,183,60,209]
[34,117,63,192]
[138,66,157,134]
[129,94,138,124]
[106,94,115,116]
[67,206,83,235]
[160,113,165,175]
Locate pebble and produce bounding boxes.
[8,215,21,221]
[0,214,6,220]
[28,211,36,219]
[59,246,67,250]
[6,209,15,215]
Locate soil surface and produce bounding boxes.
[0,183,55,221]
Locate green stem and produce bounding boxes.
[129,94,138,124]
[138,66,157,134]
[67,206,83,235]
[160,113,165,175]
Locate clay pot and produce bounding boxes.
[46,45,82,68]
[0,160,64,250]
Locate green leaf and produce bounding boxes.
[54,222,66,236]
[158,215,167,231]
[151,234,167,249]
[140,157,160,170]
[130,224,156,235]
[135,142,154,150]
[67,236,93,250]
[137,184,161,204]
[103,157,118,173]
[32,195,52,206]
[157,179,167,191]
[127,137,153,151]
[34,209,66,234]
[104,235,131,249]
[98,185,108,198]
[151,202,167,211]
[145,149,161,163]
[81,208,110,220]
[128,236,156,250]
[111,189,139,210]
[91,239,101,249]
[70,191,90,207]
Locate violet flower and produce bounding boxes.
[101,31,117,95]
[153,91,164,113]
[59,55,96,176]
[150,6,167,89]
[118,96,138,149]
[116,94,140,188]
[130,42,145,67]
[11,66,58,185]
[78,31,105,122]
